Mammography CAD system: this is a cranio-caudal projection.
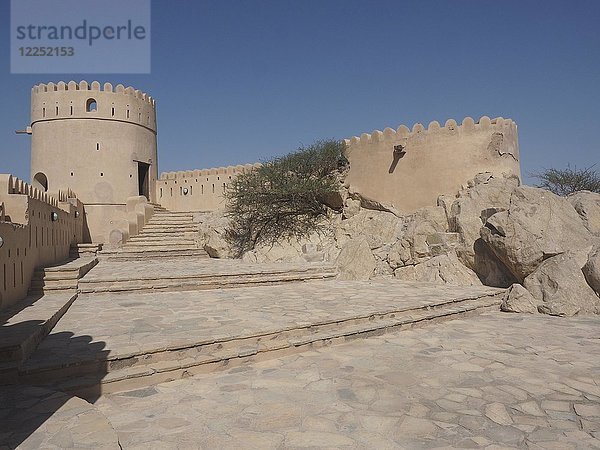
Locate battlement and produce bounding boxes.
[0,174,77,210]
[30,80,157,132]
[159,163,260,181]
[343,116,517,147]
[157,164,260,212]
[343,115,520,214]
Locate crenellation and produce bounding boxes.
[344,115,521,213]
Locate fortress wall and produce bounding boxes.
[29,81,158,244]
[0,174,84,311]
[343,116,521,214]
[157,164,260,212]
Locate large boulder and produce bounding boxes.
[336,209,403,251]
[500,284,540,314]
[568,191,600,235]
[446,173,520,270]
[336,237,376,280]
[583,245,600,296]
[523,252,600,316]
[394,252,482,286]
[481,186,594,282]
[196,212,233,258]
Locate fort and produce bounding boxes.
[0,80,522,309]
[1,82,600,449]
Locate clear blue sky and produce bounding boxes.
[1,0,599,184]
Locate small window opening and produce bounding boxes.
[100,172,104,177]
[111,107,115,117]
[86,98,97,112]
[96,143,100,151]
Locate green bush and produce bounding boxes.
[532,165,600,196]
[224,139,347,256]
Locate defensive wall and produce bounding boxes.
[29,81,158,244]
[0,174,84,311]
[343,116,521,214]
[157,164,261,212]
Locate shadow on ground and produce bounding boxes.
[0,330,110,449]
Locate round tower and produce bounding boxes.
[29,80,158,243]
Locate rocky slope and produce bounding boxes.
[196,173,600,316]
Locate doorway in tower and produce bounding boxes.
[137,162,150,200]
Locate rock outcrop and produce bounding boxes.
[500,283,539,314]
[523,252,600,316]
[394,252,482,286]
[583,245,600,297]
[336,237,376,280]
[568,191,600,235]
[196,173,600,316]
[481,186,594,282]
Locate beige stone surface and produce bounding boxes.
[500,283,540,314]
[481,186,594,282]
[583,245,600,296]
[0,174,84,310]
[569,190,600,235]
[30,82,158,244]
[524,252,600,316]
[336,237,376,280]
[343,116,521,215]
[89,312,599,449]
[394,252,482,286]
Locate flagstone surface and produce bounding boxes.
[91,312,600,449]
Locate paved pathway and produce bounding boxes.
[25,280,500,367]
[91,312,600,449]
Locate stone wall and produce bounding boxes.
[0,174,84,311]
[343,116,521,214]
[157,164,260,212]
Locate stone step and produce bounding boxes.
[123,240,197,247]
[148,215,194,221]
[142,224,196,230]
[18,292,502,397]
[0,291,78,373]
[127,235,196,242]
[69,243,102,258]
[97,249,210,261]
[77,266,337,294]
[28,257,98,295]
[117,245,200,254]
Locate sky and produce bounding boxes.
[0,0,599,185]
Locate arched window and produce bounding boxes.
[33,172,48,192]
[86,98,97,112]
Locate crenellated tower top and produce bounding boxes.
[30,80,157,133]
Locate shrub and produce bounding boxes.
[224,139,347,256]
[532,165,600,196]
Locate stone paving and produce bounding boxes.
[93,312,600,449]
[80,258,336,283]
[0,385,118,449]
[24,280,500,368]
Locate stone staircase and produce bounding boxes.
[0,253,98,377]
[16,288,503,397]
[29,257,98,294]
[99,209,209,260]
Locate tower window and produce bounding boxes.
[86,98,97,112]
[33,172,48,192]
[70,105,73,115]
[96,143,100,151]
[100,172,104,177]
[111,107,115,117]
